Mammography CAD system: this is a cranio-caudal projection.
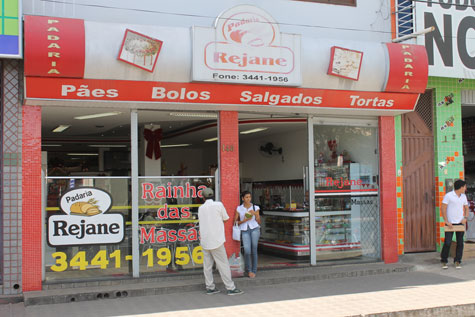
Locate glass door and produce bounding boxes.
[312,120,381,264]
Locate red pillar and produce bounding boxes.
[379,116,398,263]
[218,111,240,257]
[22,105,43,291]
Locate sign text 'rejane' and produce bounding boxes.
[48,187,124,246]
[192,5,301,86]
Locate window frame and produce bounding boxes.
[294,0,356,6]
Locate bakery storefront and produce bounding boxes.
[21,5,428,289]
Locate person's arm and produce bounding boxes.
[441,203,452,229]
[252,205,261,225]
[462,204,469,224]
[234,209,250,225]
[222,205,230,223]
[254,209,261,225]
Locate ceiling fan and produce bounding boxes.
[259,142,283,157]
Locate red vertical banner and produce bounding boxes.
[379,116,398,264]
[218,111,240,258]
[22,106,43,291]
[385,43,428,94]
[24,15,85,78]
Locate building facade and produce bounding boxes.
[0,0,431,295]
[1,0,23,296]
[394,0,475,254]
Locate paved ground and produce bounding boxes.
[3,252,475,317]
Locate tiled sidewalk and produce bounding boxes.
[126,280,475,317]
[3,251,475,317]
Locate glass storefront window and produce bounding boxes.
[43,108,219,281]
[313,124,380,263]
[45,177,132,281]
[138,176,214,274]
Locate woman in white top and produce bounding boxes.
[234,191,261,278]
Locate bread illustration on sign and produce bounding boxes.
[70,198,102,216]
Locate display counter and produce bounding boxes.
[259,211,310,257]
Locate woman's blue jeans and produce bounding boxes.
[241,226,260,274]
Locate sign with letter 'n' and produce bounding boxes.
[192,5,301,86]
[48,187,125,246]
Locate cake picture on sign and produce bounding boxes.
[328,46,363,81]
[118,29,163,72]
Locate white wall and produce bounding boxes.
[240,127,307,181]
[24,0,391,42]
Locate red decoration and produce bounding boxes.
[143,128,162,160]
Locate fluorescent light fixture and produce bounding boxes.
[42,144,62,147]
[169,112,217,118]
[240,127,268,135]
[67,153,99,156]
[52,125,71,133]
[74,111,122,120]
[204,137,218,142]
[160,144,191,148]
[88,144,127,148]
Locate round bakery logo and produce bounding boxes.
[221,11,276,47]
[48,187,123,246]
[60,187,112,216]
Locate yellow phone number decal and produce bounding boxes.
[50,246,203,272]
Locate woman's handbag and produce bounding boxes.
[232,222,241,241]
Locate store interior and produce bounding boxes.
[42,105,384,282]
[462,104,475,216]
[42,106,313,279]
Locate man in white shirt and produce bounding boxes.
[440,179,469,269]
[198,188,243,295]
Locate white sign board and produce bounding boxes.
[193,5,301,86]
[415,1,475,79]
[48,187,124,246]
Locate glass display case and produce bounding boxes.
[250,180,310,258]
[314,162,378,261]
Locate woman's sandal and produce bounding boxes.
[248,272,256,278]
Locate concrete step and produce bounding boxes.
[24,262,414,306]
[42,270,204,291]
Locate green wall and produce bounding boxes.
[395,77,475,253]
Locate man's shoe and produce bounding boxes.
[442,263,448,269]
[455,262,462,269]
[227,288,244,296]
[206,288,220,295]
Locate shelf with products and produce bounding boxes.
[313,161,378,259]
[250,179,308,213]
[315,163,350,190]
[259,213,310,257]
[248,179,310,257]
